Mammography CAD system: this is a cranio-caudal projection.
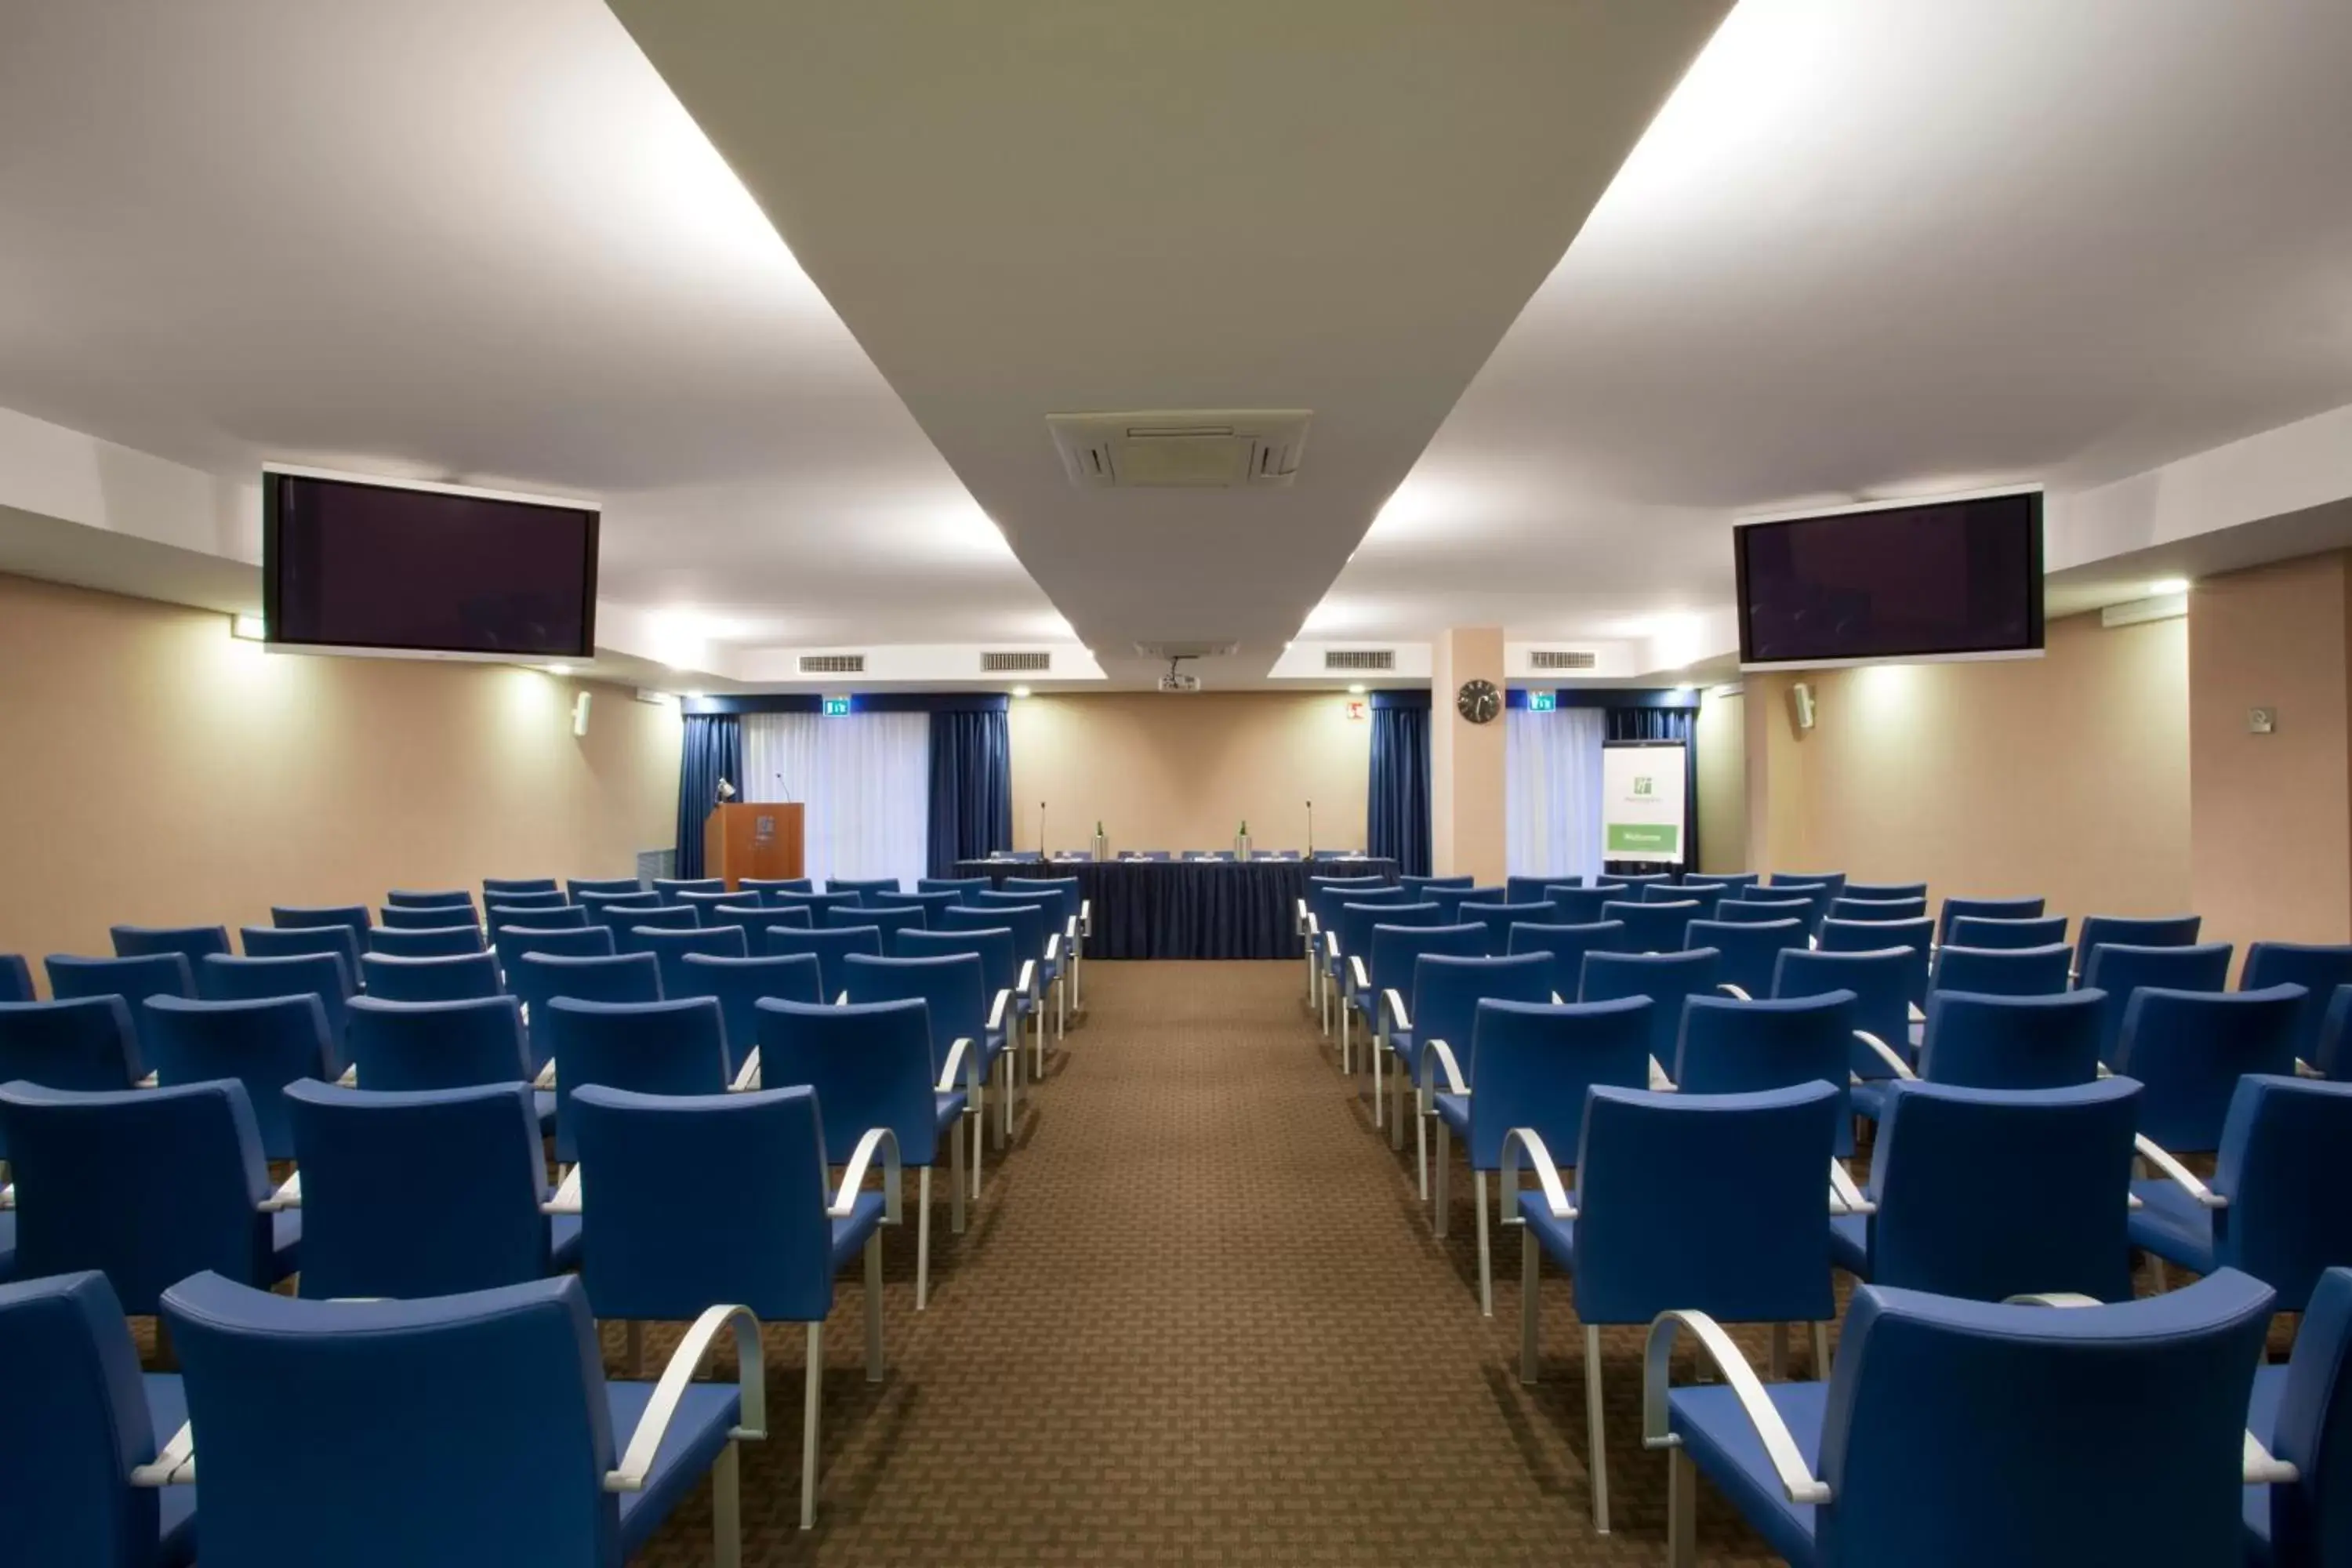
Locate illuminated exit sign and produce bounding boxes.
[1527,689,1557,713]
[822,695,852,717]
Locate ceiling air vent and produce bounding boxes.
[1323,648,1395,672]
[798,653,866,675]
[981,651,1052,673]
[1529,649,1599,671]
[1048,410,1312,489]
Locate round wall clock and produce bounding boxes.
[1456,678,1501,724]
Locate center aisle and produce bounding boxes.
[641,960,1774,1566]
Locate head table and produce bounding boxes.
[953,857,1399,960]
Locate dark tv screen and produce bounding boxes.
[1736,492,2042,666]
[263,472,597,659]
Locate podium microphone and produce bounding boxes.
[1305,799,1314,857]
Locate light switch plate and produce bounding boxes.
[2249,707,2278,735]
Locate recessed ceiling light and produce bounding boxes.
[1011,685,1032,699]
[2150,577,2191,595]
[1348,683,1367,695]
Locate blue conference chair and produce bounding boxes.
[1828,895,1926,924]
[2245,1264,2352,1566]
[1845,880,1925,902]
[1307,881,1404,1025]
[0,996,143,1105]
[544,995,731,1161]
[630,924,748,992]
[237,922,361,985]
[161,1269,764,1559]
[366,924,484,959]
[1003,876,1087,1001]
[743,877,817,895]
[670,953,822,1079]
[1819,916,1934,1010]
[1599,898,1699,954]
[1759,884,1834,937]
[386,887,474,911]
[1543,885,1621,924]
[824,902,927,952]
[1350,921,1485,1087]
[1909,989,2104,1092]
[1506,875,1571,906]
[1403,874,1475,897]
[482,876,560,898]
[487,900,588,934]
[376,904,481,932]
[2114,984,2304,1154]
[485,891,569,920]
[573,890,659,921]
[1771,871,1847,898]
[1512,1081,1843,1533]
[46,953,191,1066]
[916,877,990,897]
[2075,912,2203,979]
[1644,882,1724,920]
[893,928,1025,1131]
[1773,946,1914,1117]
[269,905,371,950]
[0,1080,300,1310]
[2313,987,2352,1083]
[109,924,229,967]
[1392,953,1555,1192]
[1936,893,2045,946]
[1688,916,1806,1000]
[361,951,503,1004]
[1416,884,1490,921]
[2132,1074,2352,1312]
[507,952,662,1076]
[566,877,644,899]
[826,877,904,902]
[0,1269,195,1568]
[343,995,542,1123]
[1650,1269,2276,1567]
[674,890,745,922]
[2080,941,2232,1063]
[1581,949,1722,1080]
[843,951,1001,1182]
[198,953,353,1069]
[940,902,1054,1056]
[1604,871,1673,889]
[145,994,332,1160]
[771,891,864,921]
[972,892,1072,1033]
[1947,913,2068,949]
[652,877,725,900]
[1932,941,2072,998]
[768,925,884,1004]
[2241,942,2352,1071]
[1833,1078,2141,1303]
[1424,996,1650,1314]
[0,955,29,1004]
[756,996,962,1308]
[1505,920,1629,1011]
[705,903,813,951]
[488,922,614,977]
[1685,872,1762,892]
[1715,896,1813,928]
[285,1080,579,1296]
[1674,991,1857,1154]
[891,890,964,924]
[1334,900,1440,1064]
[591,902,699,939]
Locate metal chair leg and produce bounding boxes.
[951,1116,967,1235]
[1586,1323,1610,1534]
[625,1319,644,1378]
[1340,1001,1352,1075]
[1668,1447,1697,1568]
[800,1323,823,1530]
[916,1166,933,1311]
[1415,1101,1430,1201]
[1810,1319,1831,1379]
[713,1440,742,1568]
[1475,1170,1493,1317]
[1519,1228,1541,1385]
[1433,1116,1451,1237]
[1372,1033,1385,1129]
[1769,1323,1788,1380]
[863,1232,885,1381]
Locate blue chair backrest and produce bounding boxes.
[545,996,729,1161]
[1462,996,1650,1168]
[1810,1271,2274,1566]
[843,953,990,1084]
[1686,917,1806,999]
[893,891,964,923]
[508,952,662,1073]
[675,891,744,920]
[1714,897,1813,927]
[2211,1076,2352,1312]
[570,1085,840,1323]
[0,1080,276,1312]
[630,924,749,993]
[768,924,884,1000]
[2076,912,2202,978]
[1604,872,1672,888]
[1457,900,1548,956]
[704,904,813,951]
[567,877,643,899]
[1935,894,2045,946]
[378,904,482,931]
[0,1269,169,1568]
[1916,989,2103,1091]
[1504,875,1563,906]
[361,951,504,1004]
[1772,871,1847,899]
[1932,942,2072,998]
[1684,872,1761,891]
[595,903,700,938]
[1367,922,1487,1000]
[1582,949,1722,1065]
[896,927,1018,1005]
[488,901,589,935]
[1830,895,1927,924]
[1867,1079,2141,1302]
[387,887,474,910]
[239,922,364,982]
[746,877,818,895]
[1573,1083,1839,1325]
[108,924,228,966]
[1845,880,1925,902]
[652,877,724,899]
[1339,899,1439,967]
[1946,913,2067,949]
[828,877,904,902]
[1402,874,1475,895]
[0,954,28,1004]
[489,923,615,975]
[1675,991,1854,1121]
[2317,986,2352,1082]
[346,995,531,1092]
[485,891,569,917]
[1541,885,1619,924]
[1758,883,1832,935]
[756,996,941,1165]
[200,953,354,1065]
[1002,877,1081,929]
[159,1271,630,1566]
[0,996,143,1095]
[1599,898,1699,954]
[1416,885,1479,921]
[772,890,865,920]
[2114,984,2304,1152]
[45,953,191,1064]
[942,902,1047,968]
[286,1081,554,1298]
[143,994,330,1160]
[2242,942,2352,1068]
[574,890,659,920]
[2080,942,2233,1064]
[1312,881,1405,935]
[1504,920,1628,1000]
[270,905,371,946]
[1773,946,1911,1078]
[1410,953,1556,1058]
[368,924,484,958]
[824,903,927,949]
[483,877,560,898]
[1819,916,1934,1004]
[916,877,989,896]
[2265,1264,2352,1563]
[670,953,822,1076]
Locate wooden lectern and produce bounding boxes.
[704,802,805,891]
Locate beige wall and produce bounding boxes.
[1744,609,2192,921]
[1694,686,1748,873]
[1430,626,1506,882]
[0,572,681,971]
[1007,691,1370,856]
[2188,551,2352,954]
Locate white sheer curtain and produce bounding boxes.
[742,712,931,891]
[1506,706,1606,884]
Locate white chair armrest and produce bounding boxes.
[1828,1159,1875,1217]
[937,1036,982,1097]
[2136,1134,2227,1209]
[1649,1057,1675,1091]
[336,1064,358,1087]
[1065,915,1080,944]
[259,1171,303,1212]
[1907,1001,1926,1024]
[1424,1039,1468,1098]
[1642,1311,1832,1504]
[1718,982,1751,1000]
[1018,960,1038,1000]
[542,1163,583,1215]
[1325,932,1342,960]
[2296,1058,2326,1079]
[730,1048,761,1092]
[0,1183,11,1210]
[136,1071,158,1089]
[1294,897,1309,931]
[534,1059,557,1091]
[606,1304,767,1493]
[2247,1431,2300,1485]
[129,1420,198,1488]
[1499,1126,1576,1222]
[1383,988,1412,1033]
[1853,1030,1915,1080]
[1080,898,1091,937]
[832,1127,903,1222]
[1045,933,1062,963]
[1348,955,1372,996]
[988,988,1011,1033]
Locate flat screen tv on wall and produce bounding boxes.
[262,468,598,659]
[1734,489,2044,670]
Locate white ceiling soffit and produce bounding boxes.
[604,0,1733,681]
[1320,0,2352,646]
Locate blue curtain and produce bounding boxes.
[673,713,743,880]
[1367,697,1432,877]
[1605,706,1698,872]
[928,710,1013,875]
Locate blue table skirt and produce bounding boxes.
[954,859,1399,960]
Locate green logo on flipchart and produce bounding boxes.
[1632,776,1654,797]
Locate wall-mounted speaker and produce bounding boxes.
[1789,681,1817,732]
[572,691,593,738]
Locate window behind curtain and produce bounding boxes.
[742,712,931,891]
[1506,706,1606,883]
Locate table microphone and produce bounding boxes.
[1305,799,1313,858]
[1038,800,1047,858]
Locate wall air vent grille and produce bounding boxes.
[1529,649,1599,671]
[797,653,866,674]
[981,651,1052,673]
[1323,649,1396,672]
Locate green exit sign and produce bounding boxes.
[1528,689,1557,713]
[822,695,852,717]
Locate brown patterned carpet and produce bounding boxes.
[633,960,1791,1566]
